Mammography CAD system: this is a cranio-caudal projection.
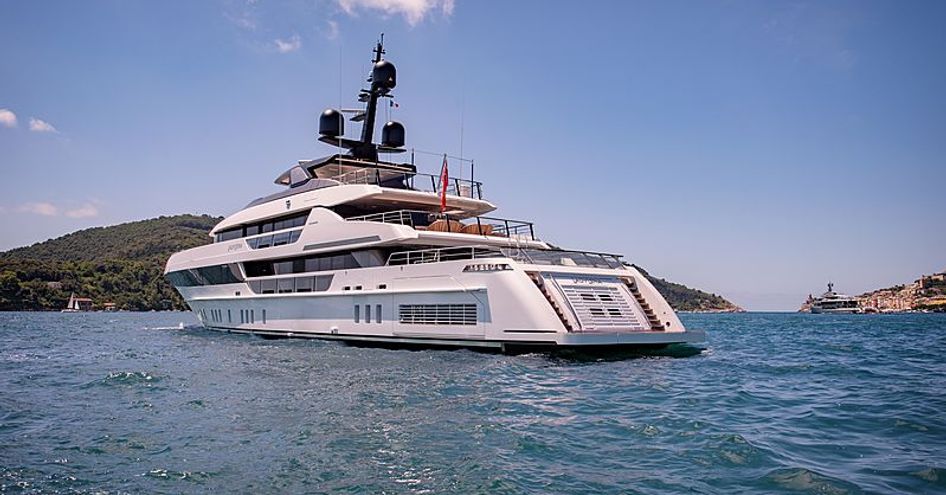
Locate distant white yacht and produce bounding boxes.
[808,283,860,314]
[164,37,704,351]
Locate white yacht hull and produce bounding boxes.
[178,260,704,351]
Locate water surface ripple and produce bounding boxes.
[1,312,944,494]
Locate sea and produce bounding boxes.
[0,312,943,494]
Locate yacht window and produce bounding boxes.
[376,304,382,323]
[249,280,262,293]
[289,230,302,243]
[277,278,294,293]
[261,279,276,294]
[274,260,294,275]
[295,277,314,292]
[354,305,360,323]
[305,258,322,272]
[315,275,333,291]
[245,225,260,236]
[217,228,242,242]
[365,304,371,322]
[262,222,274,233]
[246,238,260,249]
[273,232,291,246]
[262,309,266,324]
[256,235,273,249]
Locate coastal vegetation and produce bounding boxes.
[0,214,742,312]
[0,215,220,311]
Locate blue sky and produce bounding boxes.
[1,0,944,310]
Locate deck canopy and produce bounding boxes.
[274,154,416,188]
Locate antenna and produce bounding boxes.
[317,34,406,161]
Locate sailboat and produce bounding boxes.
[61,293,80,313]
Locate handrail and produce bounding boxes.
[386,246,505,265]
[329,168,484,200]
[347,209,536,240]
[384,245,625,269]
[501,248,625,269]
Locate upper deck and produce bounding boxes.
[212,154,495,237]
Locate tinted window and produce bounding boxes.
[295,277,314,292]
[273,232,290,246]
[217,228,242,242]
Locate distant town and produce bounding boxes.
[800,270,946,313]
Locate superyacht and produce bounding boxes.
[165,38,705,351]
[807,282,861,314]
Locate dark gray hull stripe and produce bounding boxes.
[303,235,381,251]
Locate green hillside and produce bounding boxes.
[0,215,220,311]
[632,265,742,312]
[0,214,740,312]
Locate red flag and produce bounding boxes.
[439,155,449,213]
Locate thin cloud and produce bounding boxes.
[11,201,101,218]
[0,108,17,128]
[325,20,340,40]
[274,34,302,53]
[336,0,456,26]
[18,202,59,216]
[65,203,100,219]
[28,118,57,133]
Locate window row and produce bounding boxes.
[167,265,242,287]
[247,229,302,249]
[215,211,309,242]
[244,253,360,277]
[354,304,383,324]
[247,275,334,294]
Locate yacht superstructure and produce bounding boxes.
[165,38,705,351]
[807,283,861,314]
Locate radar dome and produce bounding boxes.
[372,60,397,89]
[381,121,405,148]
[318,108,344,137]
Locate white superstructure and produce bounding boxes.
[164,38,704,351]
[808,283,861,314]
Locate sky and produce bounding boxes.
[1,0,944,310]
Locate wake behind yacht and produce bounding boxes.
[164,38,704,351]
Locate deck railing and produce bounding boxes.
[387,246,505,265]
[330,168,484,200]
[501,248,625,269]
[347,209,536,240]
[384,245,625,269]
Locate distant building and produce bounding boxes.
[919,272,946,289]
[103,302,117,312]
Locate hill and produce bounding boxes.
[0,214,741,312]
[632,265,742,312]
[0,215,220,311]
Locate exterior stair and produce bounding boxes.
[527,272,574,332]
[622,278,665,331]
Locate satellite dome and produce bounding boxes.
[318,108,344,137]
[372,60,397,89]
[381,121,405,148]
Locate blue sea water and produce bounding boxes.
[0,312,944,494]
